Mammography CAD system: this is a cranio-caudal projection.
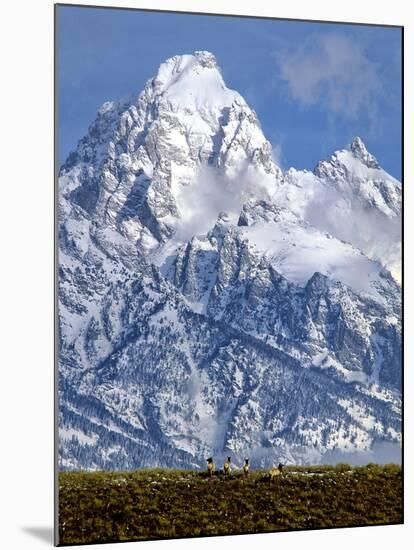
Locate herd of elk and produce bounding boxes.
[206,457,284,482]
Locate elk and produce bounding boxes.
[269,462,284,483]
[243,458,250,480]
[206,457,215,477]
[223,456,231,478]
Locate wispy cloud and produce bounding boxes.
[303,183,401,282]
[174,164,277,242]
[276,33,381,119]
[271,142,284,169]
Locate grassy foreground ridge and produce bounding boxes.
[58,464,402,545]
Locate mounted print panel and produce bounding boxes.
[55,3,403,546]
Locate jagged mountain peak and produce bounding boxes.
[348,136,380,168]
[312,136,401,221]
[154,51,221,85]
[94,52,227,116]
[150,50,240,109]
[60,51,281,253]
[314,137,382,178]
[279,136,400,281]
[158,50,220,76]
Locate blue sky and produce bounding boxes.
[57,5,402,179]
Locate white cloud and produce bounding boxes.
[277,33,381,119]
[174,164,277,242]
[271,142,284,169]
[303,184,401,282]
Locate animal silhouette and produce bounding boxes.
[206,457,215,477]
[223,456,231,478]
[243,458,249,480]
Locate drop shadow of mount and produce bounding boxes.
[21,526,54,545]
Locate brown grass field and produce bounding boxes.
[58,463,402,545]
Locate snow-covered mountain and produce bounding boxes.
[280,137,401,281]
[58,51,401,470]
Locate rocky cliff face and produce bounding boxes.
[58,51,401,470]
